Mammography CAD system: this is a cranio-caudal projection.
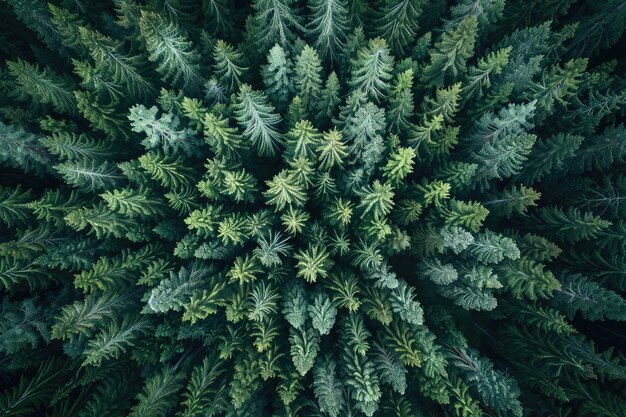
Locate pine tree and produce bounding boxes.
[129,104,199,155]
[212,40,248,94]
[518,133,584,183]
[463,47,510,100]
[128,367,183,417]
[290,324,321,375]
[7,59,77,115]
[82,314,152,366]
[307,0,349,62]
[139,11,203,92]
[528,206,612,242]
[422,16,478,87]
[252,0,303,51]
[313,356,344,417]
[79,27,155,100]
[233,84,283,156]
[294,45,323,116]
[446,0,505,36]
[553,272,626,321]
[262,44,294,111]
[349,38,394,102]
[376,0,426,53]
[0,122,52,175]
[0,186,33,228]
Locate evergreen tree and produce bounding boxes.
[252,0,303,52]
[294,45,323,116]
[7,59,77,115]
[376,0,426,53]
[139,11,203,92]
[307,0,349,62]
[349,38,394,102]
[422,16,478,87]
[212,40,247,94]
[233,84,283,156]
[262,44,294,111]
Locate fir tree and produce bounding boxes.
[349,38,394,102]
[252,0,303,51]
[294,45,323,116]
[307,0,349,62]
[262,44,294,111]
[376,0,426,53]
[233,84,283,156]
[138,11,203,92]
[422,16,478,87]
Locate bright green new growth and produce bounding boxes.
[1,1,625,417]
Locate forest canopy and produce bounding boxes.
[0,1,625,416]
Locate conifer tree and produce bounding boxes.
[262,44,294,111]
[307,0,349,62]
[349,38,394,102]
[422,16,478,87]
[7,59,77,115]
[376,0,426,53]
[252,0,303,52]
[294,45,323,116]
[233,84,283,156]
[139,11,203,92]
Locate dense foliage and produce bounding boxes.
[1,1,626,416]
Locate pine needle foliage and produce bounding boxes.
[0,2,625,417]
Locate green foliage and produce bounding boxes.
[78,27,154,99]
[129,367,183,417]
[529,206,612,242]
[422,16,478,87]
[0,122,52,175]
[377,0,426,53]
[139,11,202,92]
[463,46,510,100]
[252,0,302,51]
[464,230,520,264]
[312,356,344,417]
[264,169,307,210]
[41,131,117,162]
[147,264,211,313]
[50,293,123,342]
[308,0,349,62]
[294,45,323,116]
[0,359,69,417]
[0,186,33,227]
[350,38,394,102]
[56,160,124,193]
[0,298,50,355]
[496,258,561,301]
[483,184,541,218]
[179,354,228,417]
[7,59,77,114]
[449,347,522,417]
[129,104,198,155]
[234,84,283,156]
[553,272,626,321]
[1,3,625,417]
[290,324,320,376]
[358,180,394,218]
[262,44,294,110]
[308,291,337,335]
[82,314,151,366]
[212,40,247,94]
